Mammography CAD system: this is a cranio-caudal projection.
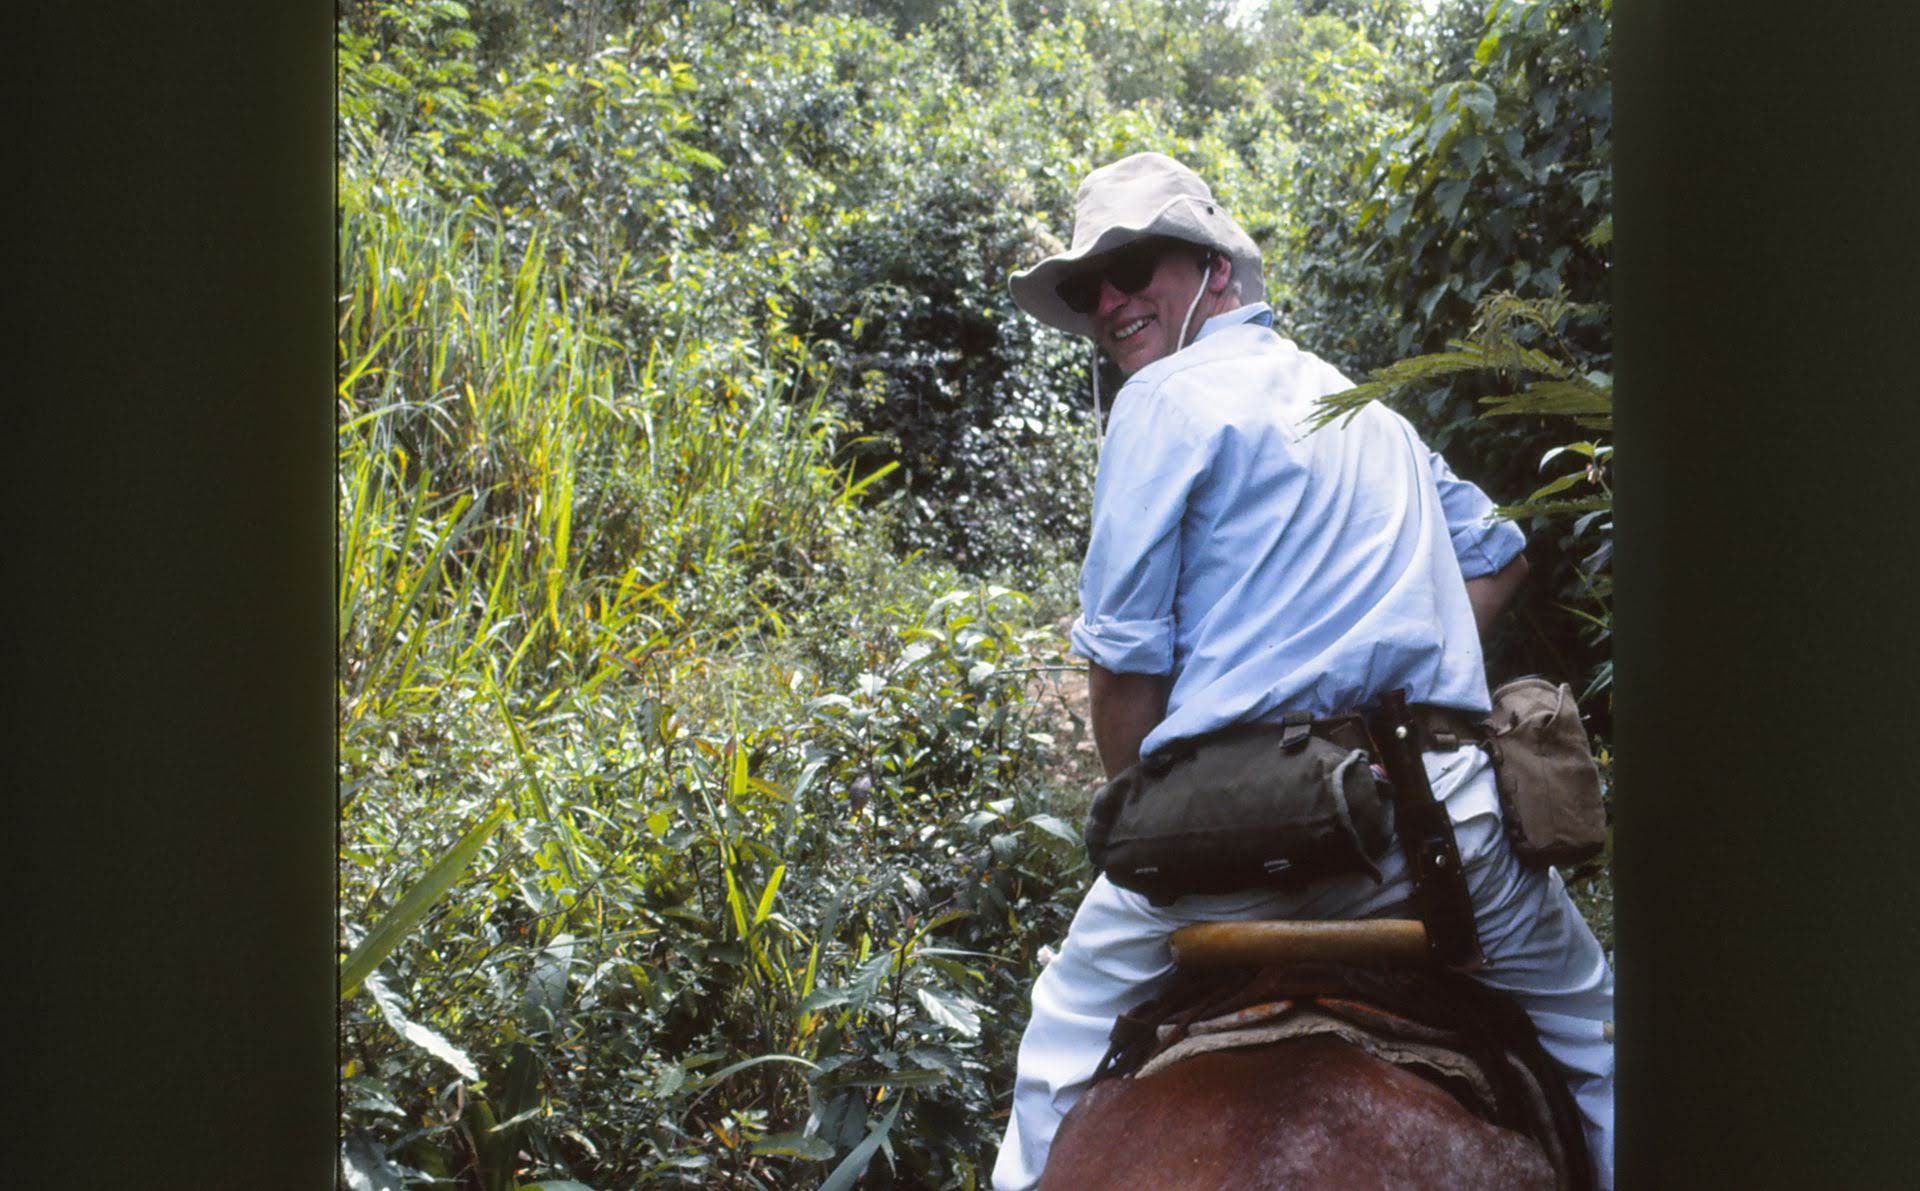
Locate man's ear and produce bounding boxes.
[1206,253,1232,294]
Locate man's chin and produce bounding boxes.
[1107,334,1161,378]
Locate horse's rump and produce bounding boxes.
[1039,962,1590,1190]
[1042,1036,1557,1190]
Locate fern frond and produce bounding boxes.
[1493,495,1612,519]
[1478,377,1612,419]
[1306,380,1388,433]
[1309,345,1515,433]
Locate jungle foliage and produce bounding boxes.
[337,1,1612,1186]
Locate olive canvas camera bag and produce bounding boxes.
[1082,722,1395,907]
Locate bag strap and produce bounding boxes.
[1368,690,1487,973]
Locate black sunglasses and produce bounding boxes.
[1054,241,1177,316]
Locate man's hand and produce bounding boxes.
[1088,663,1172,781]
[1464,552,1530,640]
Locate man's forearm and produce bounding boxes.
[1088,663,1172,781]
[1465,553,1529,639]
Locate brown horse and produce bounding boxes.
[1036,921,1571,1191]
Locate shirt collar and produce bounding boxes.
[1193,302,1275,343]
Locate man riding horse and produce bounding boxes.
[993,152,1615,1188]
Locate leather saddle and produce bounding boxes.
[1088,920,1595,1191]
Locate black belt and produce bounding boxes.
[1275,702,1482,758]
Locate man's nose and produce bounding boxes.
[1094,278,1128,319]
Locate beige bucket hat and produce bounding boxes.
[1009,151,1265,339]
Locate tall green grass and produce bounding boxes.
[337,171,866,714]
[337,166,1086,1189]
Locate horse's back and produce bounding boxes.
[1038,1035,1556,1190]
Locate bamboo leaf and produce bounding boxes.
[753,864,787,927]
[484,667,584,887]
[843,460,899,500]
[340,802,510,1000]
[725,868,751,941]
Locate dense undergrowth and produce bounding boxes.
[339,171,1099,1187]
[339,2,1613,1187]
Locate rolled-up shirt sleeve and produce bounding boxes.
[1428,448,1526,579]
[1071,384,1211,675]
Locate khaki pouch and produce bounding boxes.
[1483,678,1608,868]
[1083,723,1395,906]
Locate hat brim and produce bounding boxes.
[1008,195,1264,340]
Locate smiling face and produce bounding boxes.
[1084,239,1234,378]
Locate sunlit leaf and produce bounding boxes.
[363,970,480,1082]
[339,802,508,1000]
[914,986,982,1038]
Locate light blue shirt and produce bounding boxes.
[1070,304,1525,761]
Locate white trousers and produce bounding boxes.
[991,744,1615,1190]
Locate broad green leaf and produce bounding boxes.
[960,809,1000,832]
[1458,82,1498,124]
[750,1133,836,1160]
[1532,87,1558,125]
[521,932,575,1028]
[363,970,480,1082]
[817,1093,903,1191]
[1473,27,1501,66]
[1526,470,1591,502]
[340,802,509,1000]
[790,755,829,800]
[672,143,724,170]
[341,1135,410,1191]
[1384,199,1413,237]
[1025,814,1081,849]
[655,1065,688,1098]
[914,986,982,1038]
[1540,443,1599,469]
[799,985,860,1014]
